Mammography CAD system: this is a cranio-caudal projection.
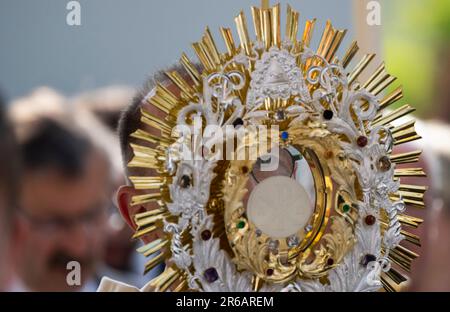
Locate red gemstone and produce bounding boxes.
[365,215,376,226]
[357,136,368,148]
[266,269,274,276]
[327,258,335,266]
[201,230,212,241]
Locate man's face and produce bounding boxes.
[16,150,110,291]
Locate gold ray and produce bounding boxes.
[326,29,347,63]
[394,168,426,178]
[341,41,359,69]
[173,279,188,292]
[391,120,422,145]
[401,230,421,247]
[150,267,183,292]
[262,7,272,50]
[391,150,422,164]
[144,252,167,274]
[156,82,179,106]
[193,42,214,71]
[380,222,421,246]
[135,207,167,220]
[391,194,425,208]
[395,184,427,208]
[381,246,418,273]
[135,211,170,228]
[180,53,201,87]
[128,143,165,170]
[147,82,180,114]
[195,43,215,73]
[137,238,170,257]
[317,20,335,58]
[348,53,376,85]
[158,269,182,292]
[398,213,424,228]
[130,143,164,159]
[132,225,159,240]
[380,276,397,292]
[128,156,162,171]
[397,189,425,207]
[386,251,411,272]
[302,18,316,48]
[147,98,170,115]
[165,71,196,101]
[286,4,299,43]
[363,63,397,95]
[399,184,427,194]
[271,3,281,48]
[141,109,173,134]
[372,104,416,127]
[362,63,395,94]
[202,27,221,66]
[221,27,237,56]
[131,193,163,207]
[394,245,419,260]
[379,86,403,111]
[235,11,252,55]
[384,268,408,285]
[251,7,263,42]
[130,129,171,147]
[372,76,397,96]
[129,176,167,190]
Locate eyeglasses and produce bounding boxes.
[18,206,107,236]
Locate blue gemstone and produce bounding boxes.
[281,131,289,141]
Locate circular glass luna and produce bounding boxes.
[247,175,313,238]
[245,147,316,240]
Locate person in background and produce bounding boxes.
[7,89,113,292]
[9,117,111,292]
[73,86,134,132]
[72,86,151,288]
[0,94,20,291]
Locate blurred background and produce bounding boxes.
[0,0,449,291]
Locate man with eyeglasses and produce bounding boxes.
[9,116,112,292]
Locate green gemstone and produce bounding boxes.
[237,221,246,229]
[343,204,351,213]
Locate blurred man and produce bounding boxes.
[10,116,112,292]
[73,86,149,287]
[0,97,20,290]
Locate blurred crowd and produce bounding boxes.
[0,86,162,292]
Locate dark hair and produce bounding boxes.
[0,95,20,224]
[20,118,92,178]
[117,87,148,173]
[117,65,186,174]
